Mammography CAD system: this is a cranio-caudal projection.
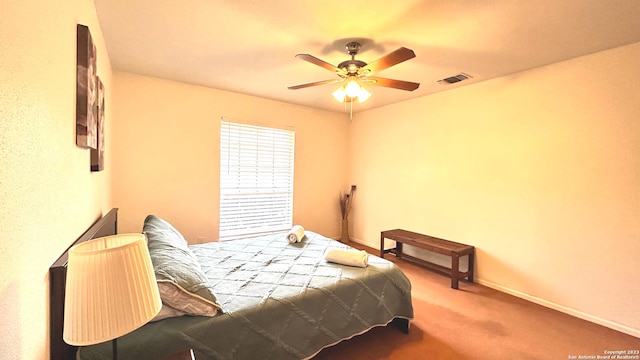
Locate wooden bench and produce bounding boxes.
[380,229,475,289]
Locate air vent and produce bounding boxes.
[437,73,472,85]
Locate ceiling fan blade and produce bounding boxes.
[295,54,342,73]
[288,78,343,90]
[360,47,416,75]
[364,77,420,91]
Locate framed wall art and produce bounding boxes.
[76,24,98,149]
[91,77,105,172]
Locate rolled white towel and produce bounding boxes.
[287,225,305,243]
[324,248,369,268]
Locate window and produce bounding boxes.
[219,120,295,240]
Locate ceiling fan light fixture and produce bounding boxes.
[289,41,419,110]
[344,78,361,98]
[332,87,346,102]
[357,87,371,103]
[332,83,371,103]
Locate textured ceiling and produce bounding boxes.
[94,0,640,114]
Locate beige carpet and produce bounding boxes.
[313,244,639,360]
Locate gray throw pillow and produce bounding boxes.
[143,215,222,320]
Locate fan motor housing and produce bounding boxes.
[338,59,367,75]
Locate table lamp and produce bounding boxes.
[63,233,162,360]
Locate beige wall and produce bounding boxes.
[349,42,640,336]
[111,72,350,242]
[0,0,113,358]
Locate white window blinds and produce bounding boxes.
[219,120,295,240]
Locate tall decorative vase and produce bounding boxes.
[340,218,350,243]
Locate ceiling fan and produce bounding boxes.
[288,41,420,103]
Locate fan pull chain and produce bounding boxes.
[350,100,353,120]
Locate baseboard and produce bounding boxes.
[349,237,640,339]
[475,278,640,338]
[350,236,377,249]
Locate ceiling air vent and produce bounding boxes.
[437,73,472,85]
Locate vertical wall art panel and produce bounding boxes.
[76,24,97,149]
[91,77,105,171]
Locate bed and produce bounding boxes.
[50,208,413,360]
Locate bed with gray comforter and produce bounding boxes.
[78,216,413,360]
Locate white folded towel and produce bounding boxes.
[324,248,369,268]
[287,225,305,243]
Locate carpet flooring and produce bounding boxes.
[313,244,639,360]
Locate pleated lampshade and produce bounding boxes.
[63,233,162,346]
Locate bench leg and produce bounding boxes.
[451,253,459,289]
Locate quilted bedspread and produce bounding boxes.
[78,231,413,360]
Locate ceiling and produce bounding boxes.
[93,0,640,114]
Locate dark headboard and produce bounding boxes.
[49,208,119,360]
